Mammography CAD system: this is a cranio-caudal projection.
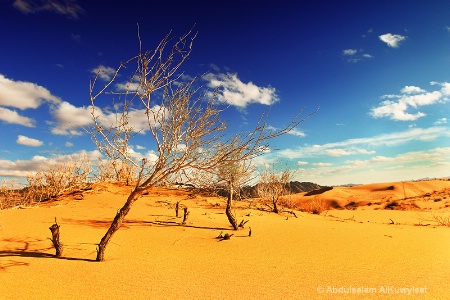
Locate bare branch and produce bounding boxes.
[89,29,316,261]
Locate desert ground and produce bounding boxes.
[1,179,449,299]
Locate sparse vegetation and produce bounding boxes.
[89,29,314,261]
[93,158,137,185]
[256,161,292,213]
[216,157,254,230]
[25,155,92,203]
[1,155,92,209]
[431,213,450,227]
[302,197,329,215]
[0,180,27,209]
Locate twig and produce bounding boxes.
[172,234,191,245]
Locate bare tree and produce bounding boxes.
[89,29,315,261]
[215,156,254,229]
[257,161,293,213]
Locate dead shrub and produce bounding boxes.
[25,155,92,203]
[301,197,330,214]
[431,213,450,227]
[93,158,137,185]
[0,180,29,209]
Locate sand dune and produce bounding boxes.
[1,179,449,299]
[297,179,450,211]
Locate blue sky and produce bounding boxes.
[1,0,449,186]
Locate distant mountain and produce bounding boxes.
[234,181,324,199]
[333,183,362,187]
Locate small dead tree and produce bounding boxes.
[216,158,254,230]
[257,161,293,213]
[49,218,63,257]
[175,201,180,217]
[225,176,239,230]
[181,207,189,225]
[89,29,316,261]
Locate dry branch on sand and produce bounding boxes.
[431,213,450,227]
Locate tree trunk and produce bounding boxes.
[96,189,142,261]
[181,207,189,225]
[175,201,180,217]
[272,198,279,213]
[49,221,63,257]
[225,184,238,230]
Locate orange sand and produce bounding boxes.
[1,180,449,299]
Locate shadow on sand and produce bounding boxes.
[61,217,233,231]
[0,250,95,262]
[146,220,232,231]
[0,237,96,270]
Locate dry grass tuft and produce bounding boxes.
[279,194,330,214]
[0,180,27,209]
[431,213,450,227]
[1,155,92,210]
[301,197,330,215]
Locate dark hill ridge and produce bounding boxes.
[237,181,324,198]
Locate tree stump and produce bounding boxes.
[181,207,189,225]
[175,201,180,217]
[49,219,63,257]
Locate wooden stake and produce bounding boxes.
[182,207,190,225]
[49,217,63,257]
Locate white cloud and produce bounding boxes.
[16,135,43,147]
[401,86,426,94]
[0,107,35,127]
[51,101,165,135]
[293,147,450,185]
[51,101,94,135]
[0,74,61,110]
[13,0,84,19]
[434,118,447,125]
[204,73,279,108]
[91,65,117,81]
[346,147,450,175]
[342,49,373,63]
[145,150,159,164]
[324,148,375,157]
[209,64,220,72]
[287,128,306,137]
[371,83,449,121]
[278,126,450,159]
[379,33,407,48]
[297,161,309,166]
[65,141,74,147]
[343,49,357,56]
[313,162,333,167]
[115,81,141,92]
[0,150,101,178]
